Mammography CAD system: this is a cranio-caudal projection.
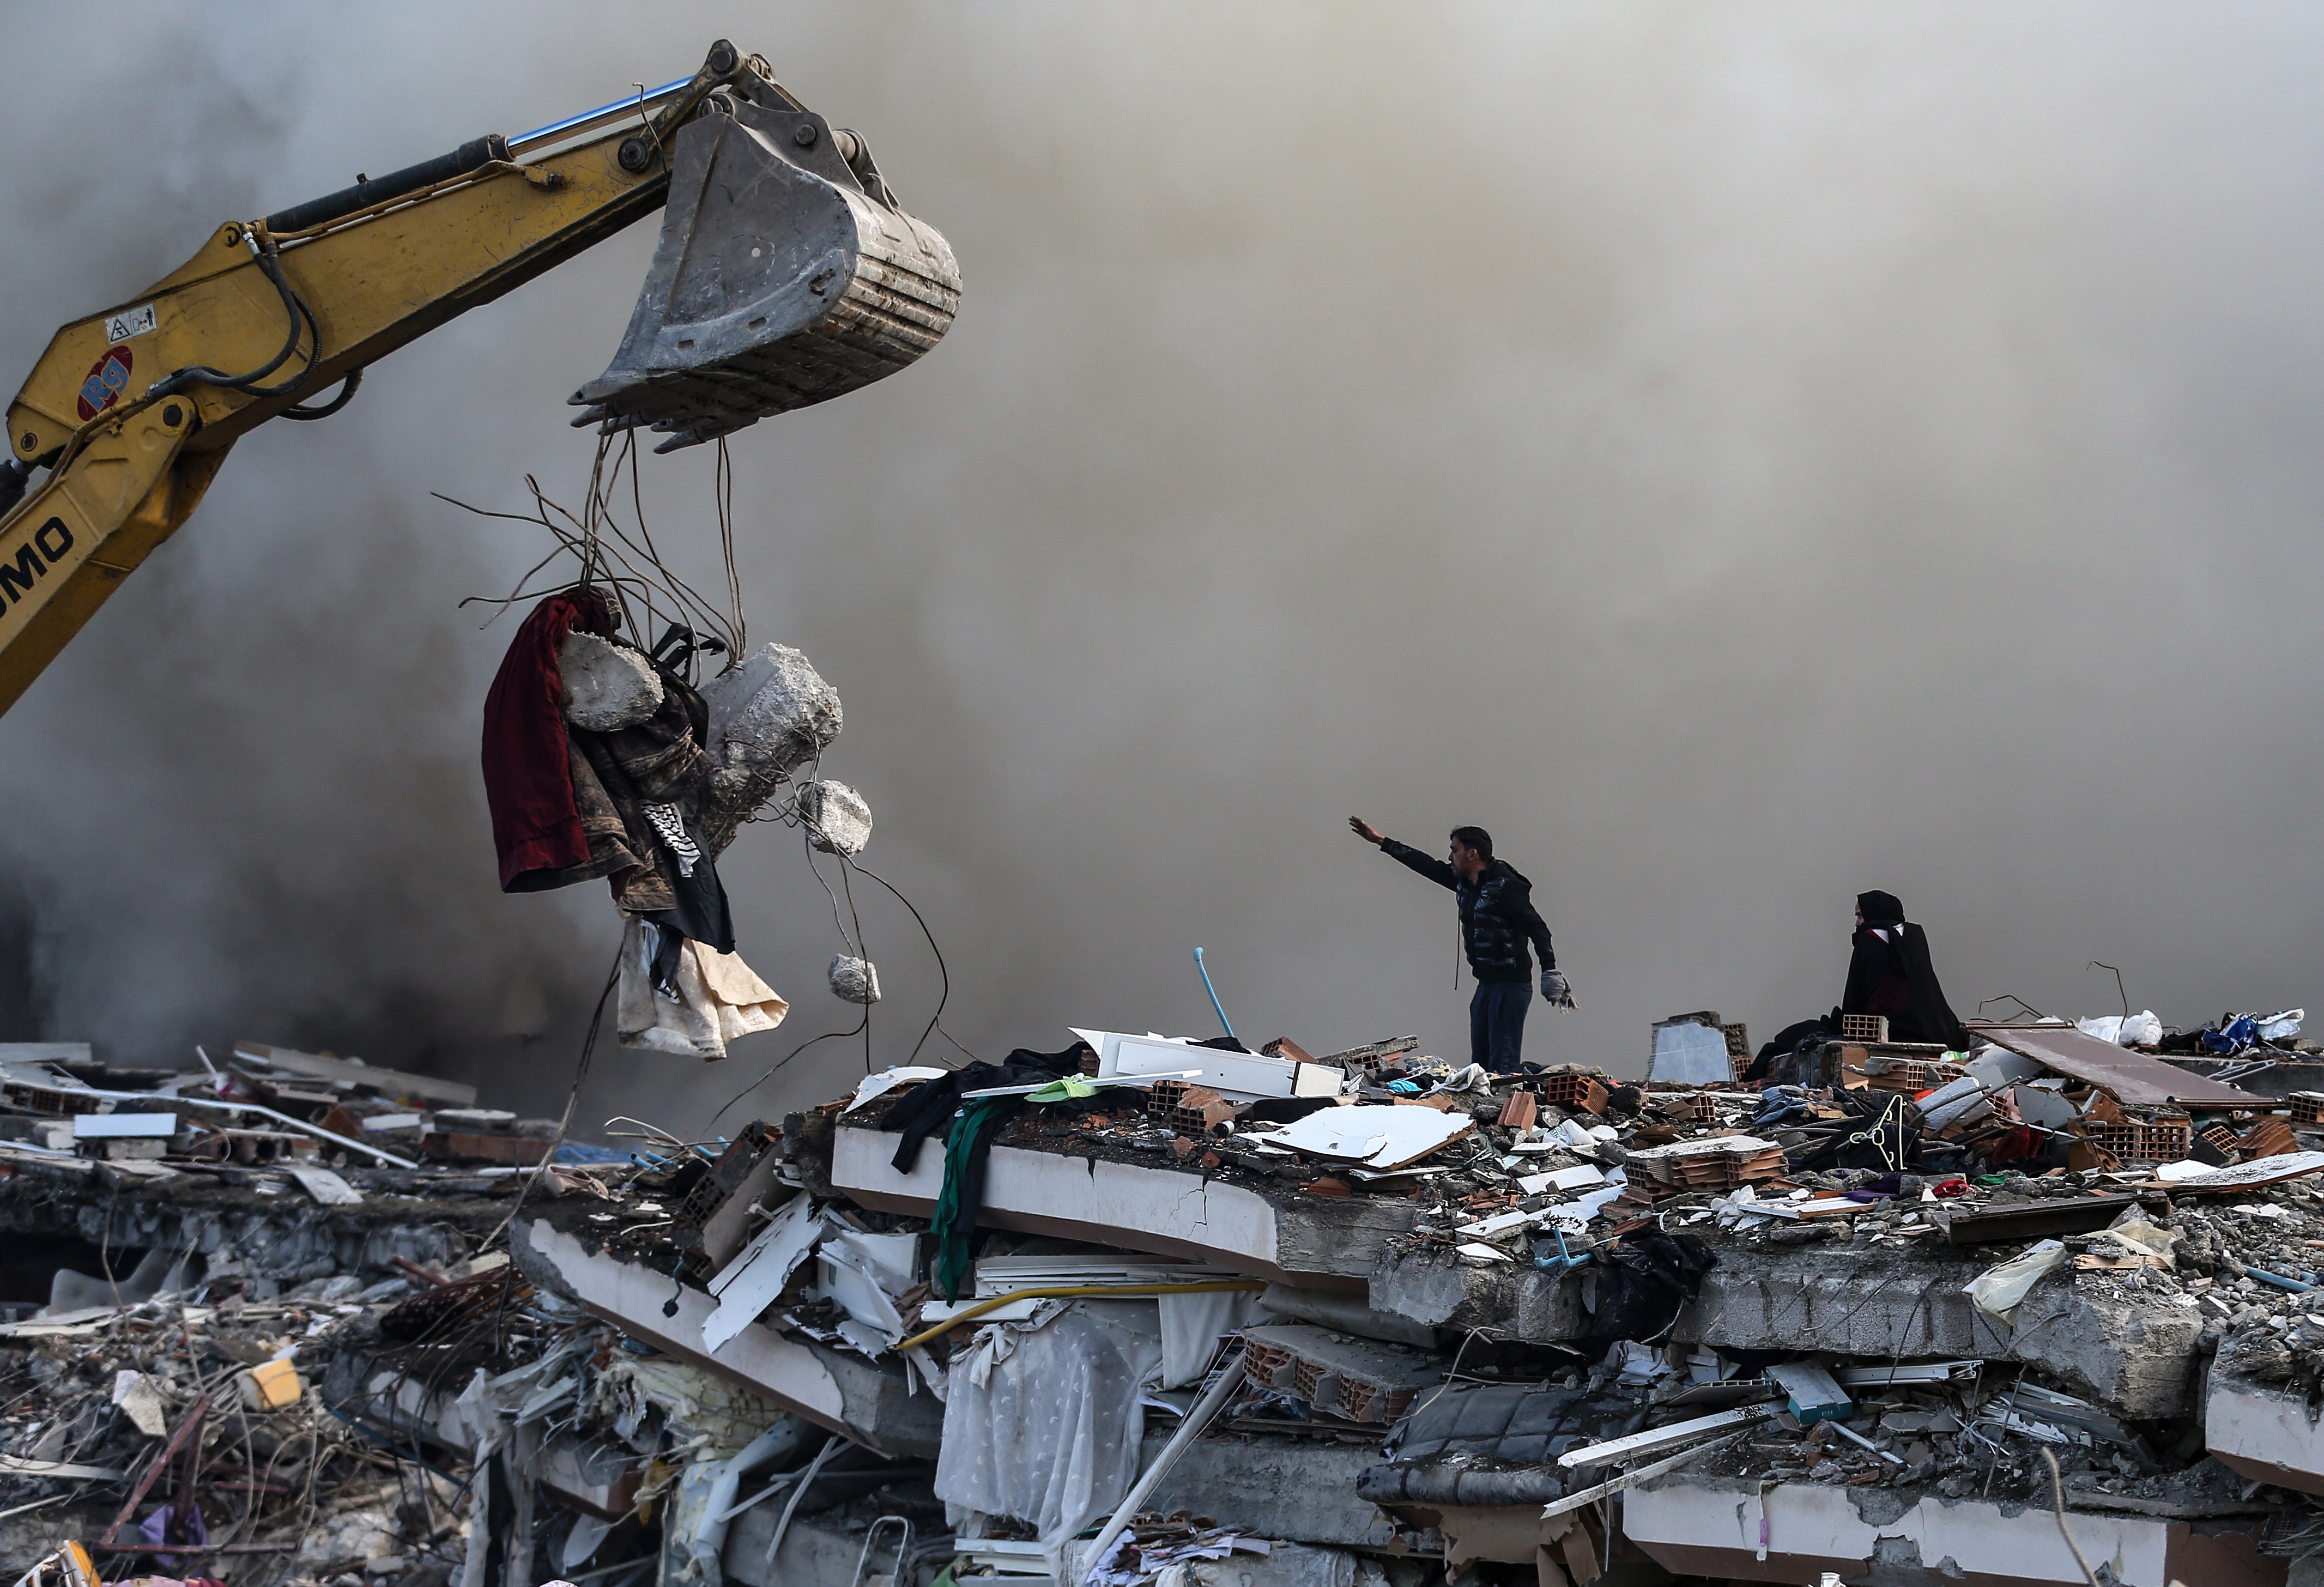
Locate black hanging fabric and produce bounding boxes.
[1576,1232,1716,1353]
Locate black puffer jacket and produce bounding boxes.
[1381,839,1557,983]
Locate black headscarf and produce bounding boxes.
[1856,890,1905,928]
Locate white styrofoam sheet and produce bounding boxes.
[1245,1105,1472,1170]
[72,1113,174,1139]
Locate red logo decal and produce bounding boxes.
[74,347,133,421]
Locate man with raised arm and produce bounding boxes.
[1348,818,1572,1074]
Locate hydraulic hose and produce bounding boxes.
[282,366,364,421]
[145,239,320,404]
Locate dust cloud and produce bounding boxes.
[2,5,2321,1136]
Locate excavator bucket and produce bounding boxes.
[573,96,960,451]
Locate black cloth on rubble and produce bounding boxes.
[1784,1091,1919,1176]
[1745,1017,1835,1083]
[881,1044,1087,1173]
[1241,1095,1340,1125]
[1576,1231,1715,1353]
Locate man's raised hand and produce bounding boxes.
[1348,816,1386,846]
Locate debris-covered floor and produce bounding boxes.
[8,1015,2324,1587]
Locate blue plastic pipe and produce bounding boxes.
[1194,947,1237,1041]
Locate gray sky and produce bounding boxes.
[2,4,2320,1137]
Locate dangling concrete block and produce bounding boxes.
[700,643,843,854]
[798,780,872,856]
[559,631,663,730]
[830,956,880,1005]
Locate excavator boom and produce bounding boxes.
[0,40,959,717]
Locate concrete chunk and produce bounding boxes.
[2207,1360,2324,1497]
[700,643,842,855]
[797,779,872,856]
[1624,1469,2273,1586]
[558,630,663,730]
[828,955,881,1005]
[1367,1241,2205,1418]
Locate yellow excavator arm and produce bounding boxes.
[0,38,959,716]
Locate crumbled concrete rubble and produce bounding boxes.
[10,1021,2324,1587]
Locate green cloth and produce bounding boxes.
[1026,1074,1097,1104]
[933,1095,1020,1301]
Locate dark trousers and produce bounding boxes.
[1469,979,1531,1073]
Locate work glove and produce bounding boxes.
[1540,970,1575,1009]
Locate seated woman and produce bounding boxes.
[1748,889,1969,1079]
[1843,889,1968,1050]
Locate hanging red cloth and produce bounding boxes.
[481,589,615,890]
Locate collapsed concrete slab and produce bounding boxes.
[1623,1471,2285,1587]
[832,1124,1415,1289]
[1369,1241,2205,1417]
[2206,1361,2324,1496]
[513,1215,942,1457]
[0,1149,489,1292]
[1139,1432,1407,1550]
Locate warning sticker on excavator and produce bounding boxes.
[103,303,156,344]
[74,348,131,421]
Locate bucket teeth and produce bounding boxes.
[576,99,960,440]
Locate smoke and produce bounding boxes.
[3,5,2322,1135]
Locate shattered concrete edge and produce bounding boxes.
[831,1122,1415,1289]
[511,1214,942,1458]
[0,1161,486,1291]
[1624,1467,2267,1586]
[1368,1240,2205,1418]
[2205,1357,2324,1497]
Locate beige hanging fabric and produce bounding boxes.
[616,917,790,1061]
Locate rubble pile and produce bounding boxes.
[0,1282,475,1582]
[10,1014,2324,1586]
